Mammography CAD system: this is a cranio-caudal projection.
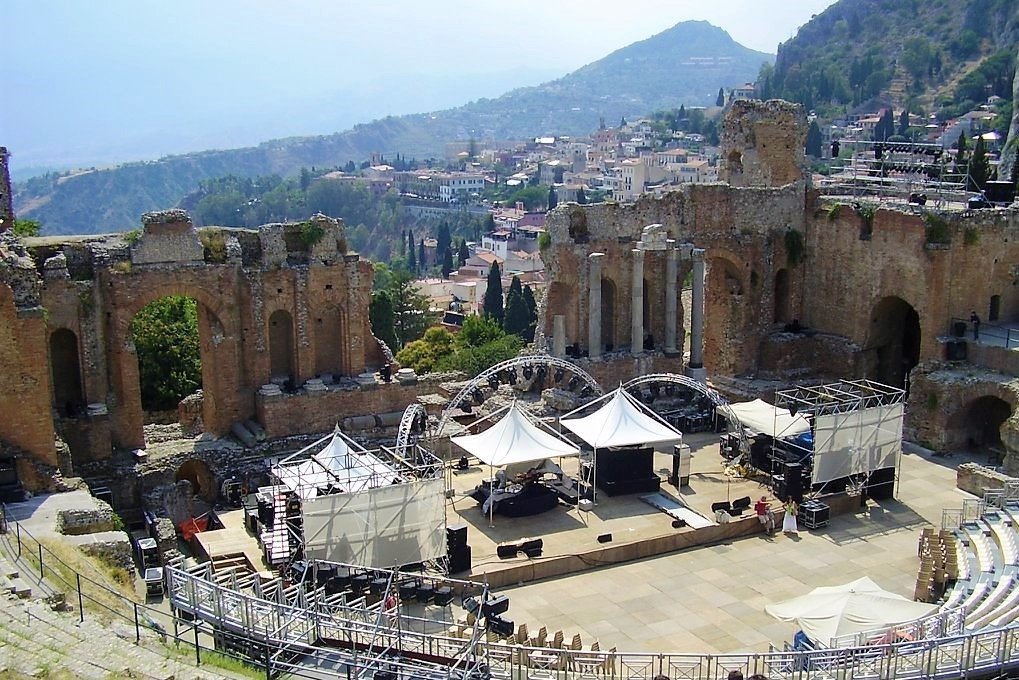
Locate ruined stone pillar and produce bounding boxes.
[552,315,566,358]
[688,248,707,380]
[588,253,604,358]
[664,243,679,356]
[631,248,644,355]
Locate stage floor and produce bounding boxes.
[448,432,771,584]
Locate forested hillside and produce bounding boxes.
[760,0,1018,124]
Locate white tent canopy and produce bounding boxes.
[560,387,682,449]
[728,398,811,439]
[451,402,580,466]
[765,576,938,645]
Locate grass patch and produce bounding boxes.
[199,228,228,263]
[34,537,139,621]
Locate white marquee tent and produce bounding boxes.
[451,402,580,525]
[560,386,683,501]
[727,398,811,439]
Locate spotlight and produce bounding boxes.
[643,391,655,405]
[472,389,485,405]
[536,366,547,381]
[507,369,518,385]
[488,375,501,390]
[567,376,581,392]
[522,365,534,380]
[649,383,660,400]
[580,386,594,397]
[461,402,472,414]
[664,383,676,397]
[553,368,566,383]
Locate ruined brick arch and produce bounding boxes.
[314,304,351,378]
[944,391,1016,453]
[49,327,84,416]
[175,458,217,503]
[704,250,750,375]
[863,296,921,390]
[774,268,791,324]
[268,309,295,383]
[107,282,244,450]
[542,281,578,348]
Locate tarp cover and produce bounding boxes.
[812,404,902,484]
[728,398,811,438]
[560,387,682,449]
[273,432,401,500]
[302,477,446,568]
[451,403,580,466]
[765,576,938,645]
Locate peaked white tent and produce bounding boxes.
[451,402,580,466]
[273,428,401,500]
[765,576,938,645]
[560,386,683,501]
[451,402,580,525]
[728,398,811,439]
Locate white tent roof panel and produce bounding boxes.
[451,403,580,466]
[728,398,811,438]
[560,388,682,449]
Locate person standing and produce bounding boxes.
[755,496,774,535]
[971,311,981,340]
[782,497,799,536]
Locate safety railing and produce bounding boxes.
[949,317,1019,349]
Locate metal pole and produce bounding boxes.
[194,624,201,665]
[134,603,140,643]
[38,543,44,580]
[16,521,21,557]
[76,573,84,623]
[265,639,272,680]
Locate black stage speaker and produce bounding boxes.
[487,615,514,637]
[496,542,520,559]
[867,467,896,500]
[772,474,786,500]
[286,496,302,516]
[447,523,468,550]
[482,594,511,618]
[783,462,803,503]
[448,544,471,574]
[671,519,687,528]
[597,533,613,544]
[945,340,967,361]
[520,538,543,557]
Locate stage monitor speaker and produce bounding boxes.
[520,538,543,557]
[671,519,687,528]
[447,523,468,550]
[448,544,471,574]
[783,462,803,503]
[496,542,520,559]
[597,533,613,544]
[286,497,302,516]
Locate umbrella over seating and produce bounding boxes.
[765,576,938,646]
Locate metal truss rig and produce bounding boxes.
[435,354,604,436]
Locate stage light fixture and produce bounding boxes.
[553,367,565,383]
[649,383,660,400]
[567,376,581,392]
[536,366,547,380]
[472,389,485,405]
[507,369,518,385]
[580,386,594,397]
[461,402,472,414]
[488,375,501,389]
[522,365,534,380]
[664,383,676,397]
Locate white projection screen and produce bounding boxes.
[812,404,903,484]
[301,477,446,568]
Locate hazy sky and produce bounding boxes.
[4,0,838,173]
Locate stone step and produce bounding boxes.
[0,556,18,579]
[9,576,31,598]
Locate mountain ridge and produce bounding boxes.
[13,20,771,235]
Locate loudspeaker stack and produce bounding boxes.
[447,523,471,574]
[783,462,804,503]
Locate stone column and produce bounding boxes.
[588,253,604,358]
[687,248,707,381]
[631,248,645,355]
[664,242,679,356]
[552,315,566,358]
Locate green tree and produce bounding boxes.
[805,120,823,157]
[436,221,451,258]
[395,327,454,373]
[522,284,538,342]
[716,87,725,107]
[12,219,42,237]
[369,290,399,352]
[954,131,969,178]
[969,134,991,192]
[898,109,910,137]
[483,262,504,324]
[438,334,523,377]
[407,228,417,271]
[457,239,469,266]
[547,186,558,211]
[441,247,454,278]
[455,314,505,350]
[417,239,425,271]
[131,296,201,411]
[388,268,432,347]
[503,276,529,338]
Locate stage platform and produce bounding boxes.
[192,508,267,574]
[449,432,792,587]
